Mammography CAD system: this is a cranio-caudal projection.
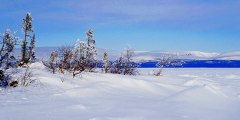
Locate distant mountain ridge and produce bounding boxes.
[16,47,240,61]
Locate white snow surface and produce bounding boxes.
[1,62,240,120]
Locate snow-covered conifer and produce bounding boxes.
[122,47,138,75]
[85,29,97,71]
[20,12,35,65]
[0,29,17,69]
[29,34,36,62]
[102,51,110,73]
[72,40,86,77]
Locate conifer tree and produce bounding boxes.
[0,29,17,68]
[102,51,110,73]
[73,40,86,64]
[20,12,35,65]
[29,34,36,62]
[85,29,97,71]
[72,40,86,77]
[79,41,86,63]
[122,47,138,75]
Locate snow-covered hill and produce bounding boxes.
[133,51,220,62]
[213,51,240,60]
[0,62,240,120]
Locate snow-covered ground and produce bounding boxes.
[1,62,240,120]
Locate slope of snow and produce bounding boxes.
[0,62,240,120]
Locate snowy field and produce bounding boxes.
[0,62,240,120]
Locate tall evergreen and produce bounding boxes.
[20,13,35,65]
[102,51,110,73]
[85,29,97,71]
[29,34,36,62]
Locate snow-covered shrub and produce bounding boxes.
[110,47,138,75]
[58,46,73,73]
[154,56,184,76]
[19,66,35,87]
[110,56,124,74]
[43,51,58,74]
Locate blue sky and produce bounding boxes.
[0,0,240,52]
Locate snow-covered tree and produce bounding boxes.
[0,29,17,69]
[20,12,35,65]
[102,51,110,73]
[72,40,86,77]
[85,29,97,71]
[110,55,124,74]
[29,34,36,62]
[122,47,138,75]
[73,39,86,64]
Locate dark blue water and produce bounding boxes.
[139,60,240,68]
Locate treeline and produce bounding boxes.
[43,29,139,77]
[43,29,182,77]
